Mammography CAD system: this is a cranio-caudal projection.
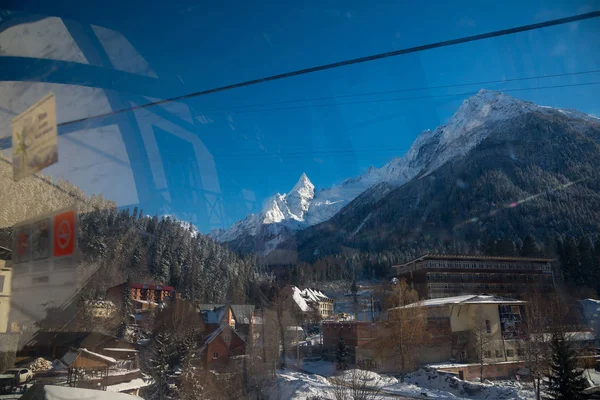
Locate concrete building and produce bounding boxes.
[394,254,554,299]
[399,294,527,364]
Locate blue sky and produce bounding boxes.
[7,0,600,232]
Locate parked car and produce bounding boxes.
[2,368,33,384]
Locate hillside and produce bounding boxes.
[0,155,261,311]
[211,90,600,256]
[288,106,600,259]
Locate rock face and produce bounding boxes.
[210,90,600,255]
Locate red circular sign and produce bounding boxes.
[56,220,71,250]
[53,210,75,257]
[17,232,28,256]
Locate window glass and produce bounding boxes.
[2,2,598,397]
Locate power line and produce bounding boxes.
[158,146,413,161]
[199,69,600,113]
[57,10,600,128]
[84,69,600,126]
[200,81,600,116]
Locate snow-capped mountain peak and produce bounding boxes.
[209,91,598,253]
[289,172,315,198]
[261,173,315,225]
[286,173,315,219]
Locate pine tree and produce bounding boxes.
[118,276,133,339]
[147,331,176,400]
[545,332,588,400]
[561,236,581,287]
[351,279,358,303]
[336,337,350,370]
[521,235,542,257]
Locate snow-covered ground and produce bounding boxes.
[268,362,536,400]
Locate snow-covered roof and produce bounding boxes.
[400,294,524,309]
[581,298,600,305]
[106,378,151,393]
[81,348,117,363]
[301,288,329,302]
[292,287,311,312]
[103,348,139,353]
[31,384,143,400]
[290,286,332,312]
[61,348,117,366]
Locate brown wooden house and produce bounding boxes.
[62,348,117,390]
[198,324,246,370]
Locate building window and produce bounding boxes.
[485,320,491,334]
[517,348,524,357]
[213,352,218,359]
[495,350,502,358]
[484,350,492,358]
[506,349,514,357]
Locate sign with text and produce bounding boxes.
[10,207,78,333]
[12,92,58,181]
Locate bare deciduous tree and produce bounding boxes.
[522,292,554,400]
[329,369,381,400]
[472,307,494,382]
[375,279,426,380]
[245,307,279,398]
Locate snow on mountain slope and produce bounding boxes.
[209,90,587,249]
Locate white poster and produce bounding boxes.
[11,92,58,181]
